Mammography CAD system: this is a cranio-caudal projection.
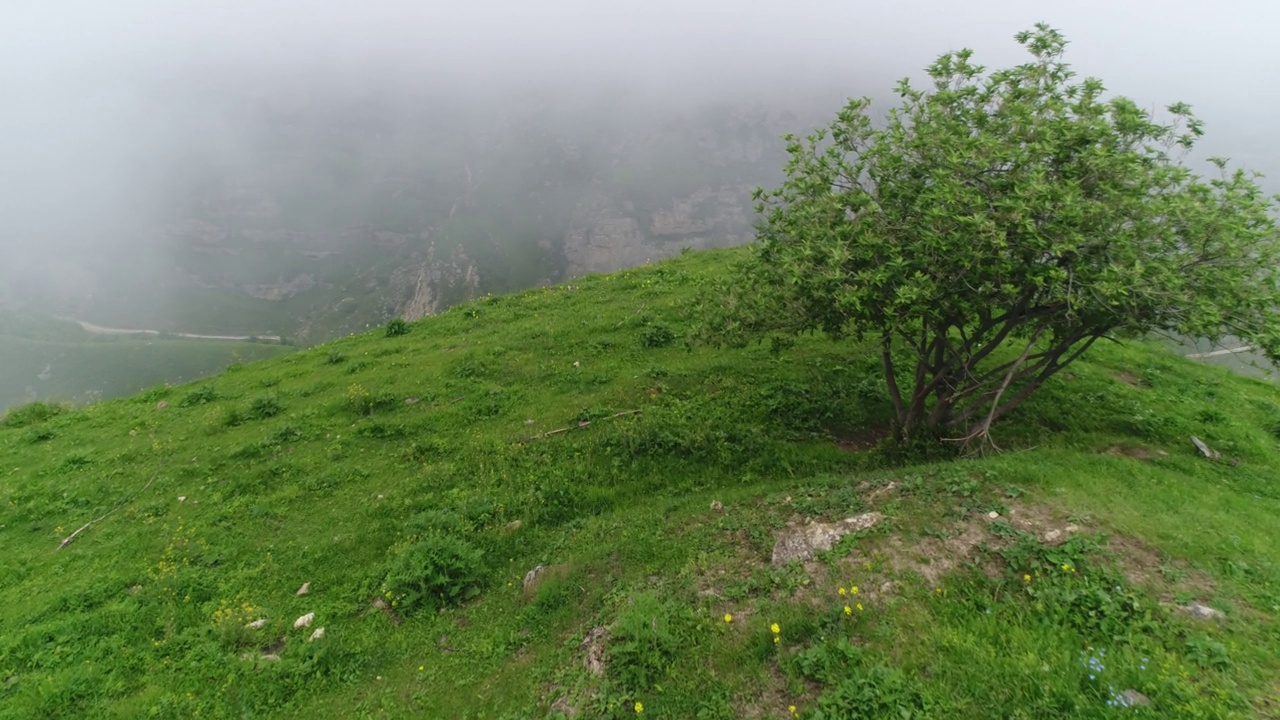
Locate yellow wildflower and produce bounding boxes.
[1023,574,1031,582]
[724,613,733,623]
[851,586,859,595]
[634,701,644,713]
[774,636,781,644]
[770,623,780,635]
[857,603,864,612]
[844,605,852,615]
[789,705,798,717]
[838,587,847,596]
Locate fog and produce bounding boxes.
[2,0,1277,333]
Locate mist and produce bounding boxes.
[2,0,1278,336]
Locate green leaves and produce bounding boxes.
[713,25,1280,445]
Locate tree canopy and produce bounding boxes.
[706,25,1280,448]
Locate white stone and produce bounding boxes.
[771,512,884,567]
[296,582,311,596]
[308,627,325,642]
[294,612,315,629]
[1179,603,1224,620]
[245,618,267,630]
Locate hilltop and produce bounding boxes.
[1,249,1278,719]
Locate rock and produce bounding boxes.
[710,500,724,513]
[308,627,325,642]
[580,626,608,676]
[245,618,267,630]
[1065,524,1080,533]
[1119,689,1151,707]
[987,511,1000,519]
[550,695,577,718]
[296,582,311,596]
[1043,530,1062,543]
[1179,603,1224,620]
[371,598,403,625]
[1190,435,1220,460]
[156,401,169,410]
[879,581,898,595]
[404,397,420,405]
[293,612,315,629]
[177,496,186,503]
[523,565,548,592]
[771,512,884,567]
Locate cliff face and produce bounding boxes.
[563,186,752,278]
[396,243,481,321]
[24,93,822,341]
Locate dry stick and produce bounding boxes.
[613,304,647,328]
[522,410,642,442]
[57,475,156,551]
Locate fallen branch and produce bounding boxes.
[522,410,642,442]
[57,475,156,551]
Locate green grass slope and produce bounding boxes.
[0,312,292,410]
[1,249,1278,719]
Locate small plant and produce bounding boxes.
[345,383,396,416]
[248,395,283,420]
[385,317,410,337]
[211,597,262,651]
[639,322,676,348]
[325,351,347,365]
[608,592,691,690]
[382,533,484,614]
[179,385,219,407]
[221,407,247,428]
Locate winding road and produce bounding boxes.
[69,319,281,343]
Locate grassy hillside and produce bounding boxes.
[1,249,1278,719]
[0,311,292,411]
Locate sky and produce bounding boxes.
[1,0,1277,276]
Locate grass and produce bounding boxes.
[1,248,1278,719]
[0,332,293,411]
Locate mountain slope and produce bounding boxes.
[2,249,1278,719]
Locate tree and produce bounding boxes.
[707,25,1280,449]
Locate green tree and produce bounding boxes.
[707,25,1280,448]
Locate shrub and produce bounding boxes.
[180,386,219,407]
[639,322,676,348]
[385,318,410,337]
[382,534,484,614]
[248,395,283,420]
[608,592,693,690]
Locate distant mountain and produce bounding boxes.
[4,86,840,344]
